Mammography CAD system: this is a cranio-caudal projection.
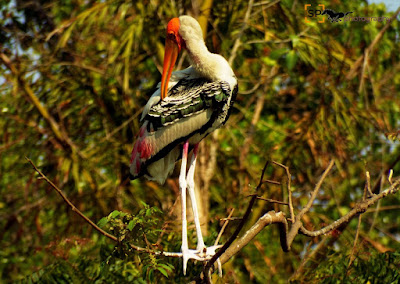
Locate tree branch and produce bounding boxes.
[203,161,269,281]
[26,157,185,258]
[26,157,117,241]
[286,160,335,247]
[272,161,294,221]
[219,211,288,265]
[27,156,400,283]
[299,177,400,237]
[228,0,254,65]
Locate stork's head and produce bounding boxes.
[161,16,203,100]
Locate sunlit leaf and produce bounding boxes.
[286,50,298,70]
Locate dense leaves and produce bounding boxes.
[1,0,400,282]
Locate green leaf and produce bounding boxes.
[269,48,288,60]
[290,35,300,47]
[157,267,168,278]
[261,56,277,66]
[127,220,135,231]
[146,208,151,216]
[110,210,121,218]
[148,268,154,282]
[97,217,108,228]
[286,50,298,70]
[158,263,173,272]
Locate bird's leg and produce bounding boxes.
[186,144,222,260]
[180,141,189,275]
[180,142,220,275]
[186,143,205,252]
[180,141,202,275]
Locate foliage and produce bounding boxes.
[296,250,400,284]
[21,206,174,283]
[1,0,400,283]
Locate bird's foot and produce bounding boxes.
[182,245,223,275]
[195,244,223,259]
[182,248,203,275]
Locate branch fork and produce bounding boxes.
[27,157,400,283]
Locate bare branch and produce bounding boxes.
[26,157,117,242]
[26,157,188,258]
[27,156,400,282]
[228,0,254,65]
[301,160,335,216]
[256,196,289,205]
[262,179,281,185]
[219,211,288,265]
[272,161,294,222]
[203,161,270,280]
[286,160,335,247]
[388,169,394,184]
[300,178,400,237]
[366,171,373,196]
[214,209,235,246]
[348,179,369,269]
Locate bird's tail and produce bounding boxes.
[130,121,153,179]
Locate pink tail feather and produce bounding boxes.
[130,122,153,177]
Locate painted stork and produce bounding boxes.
[130,15,237,274]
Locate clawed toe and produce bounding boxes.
[195,244,222,259]
[182,245,222,275]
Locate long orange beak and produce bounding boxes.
[161,37,179,100]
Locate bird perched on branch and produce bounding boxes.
[130,15,237,274]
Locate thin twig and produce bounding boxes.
[348,178,369,270]
[388,169,393,184]
[26,157,118,242]
[228,0,254,65]
[262,179,281,185]
[286,160,335,247]
[203,161,269,281]
[246,27,310,45]
[272,161,294,222]
[219,217,243,221]
[239,82,261,95]
[213,208,235,278]
[256,196,289,205]
[26,157,189,258]
[300,178,400,237]
[366,171,373,196]
[347,214,362,269]
[366,205,400,212]
[301,160,335,215]
[155,195,180,247]
[214,208,235,246]
[369,171,386,233]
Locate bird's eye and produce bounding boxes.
[167,32,176,41]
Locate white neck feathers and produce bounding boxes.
[178,16,235,87]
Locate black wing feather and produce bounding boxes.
[144,78,232,131]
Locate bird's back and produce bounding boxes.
[130,77,237,184]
